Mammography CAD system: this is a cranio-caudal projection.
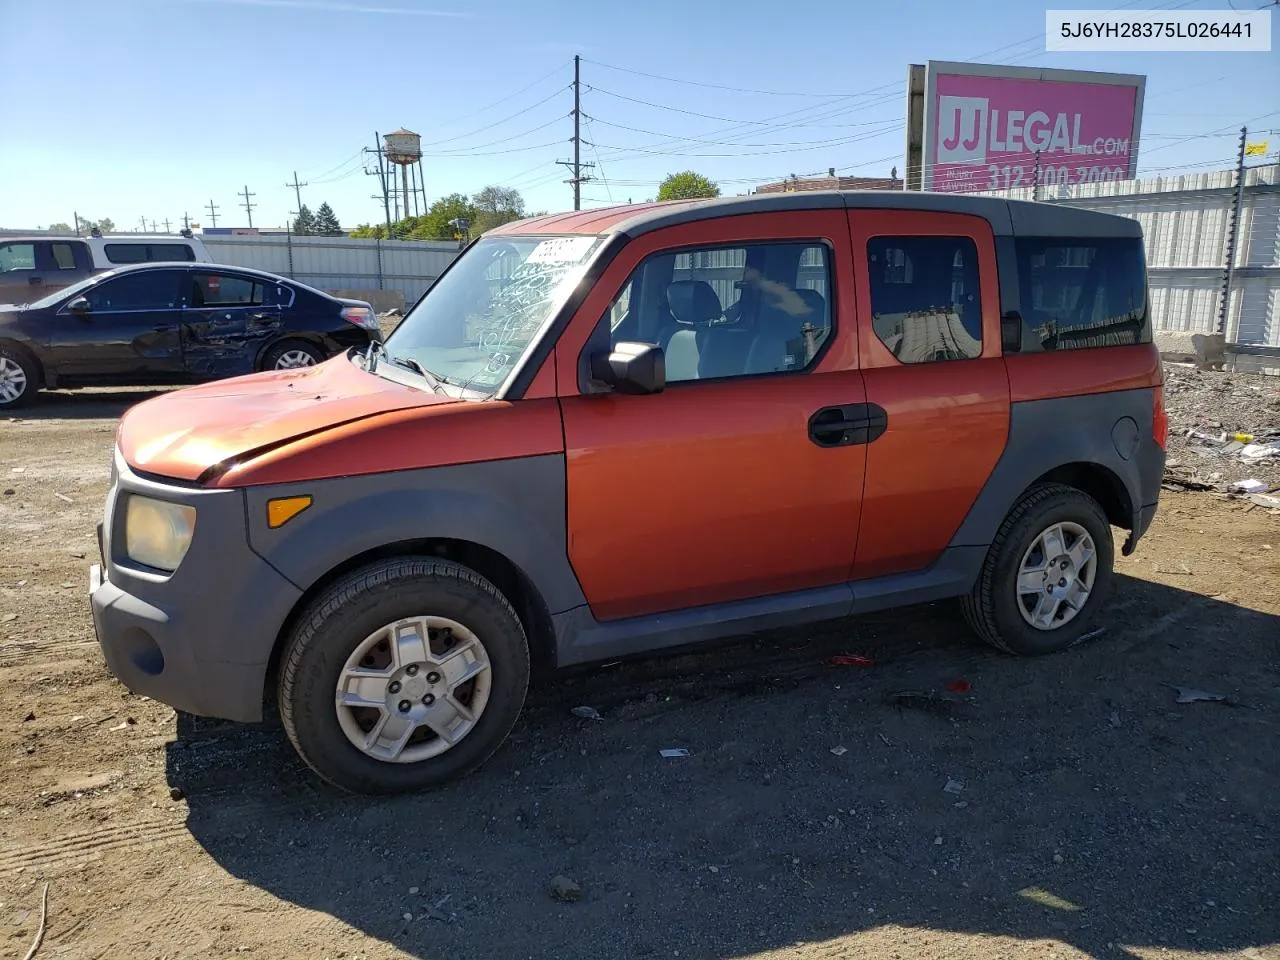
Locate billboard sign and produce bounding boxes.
[915,61,1145,194]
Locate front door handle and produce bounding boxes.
[808,403,888,448]
[29,276,42,285]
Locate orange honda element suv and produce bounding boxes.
[90,192,1166,794]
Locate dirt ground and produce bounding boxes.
[1,388,1278,960]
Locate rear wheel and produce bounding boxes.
[262,339,325,371]
[278,558,530,795]
[0,345,37,409]
[962,483,1114,656]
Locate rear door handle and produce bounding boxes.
[29,276,42,285]
[808,403,888,448]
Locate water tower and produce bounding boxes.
[383,129,425,221]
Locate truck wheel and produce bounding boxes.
[961,483,1114,656]
[278,558,530,795]
[0,345,37,409]
[262,339,325,371]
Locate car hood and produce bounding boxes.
[118,354,458,482]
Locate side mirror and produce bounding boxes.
[68,297,91,315]
[590,341,665,396]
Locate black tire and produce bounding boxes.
[0,344,38,410]
[278,558,530,795]
[261,339,325,371]
[961,483,1114,656]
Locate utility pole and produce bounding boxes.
[1217,126,1248,337]
[372,133,393,235]
[139,216,147,232]
[556,55,595,211]
[286,170,308,217]
[182,212,191,231]
[162,217,172,233]
[205,199,220,228]
[239,185,257,228]
[73,212,82,236]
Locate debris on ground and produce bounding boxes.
[887,690,969,716]
[826,653,875,667]
[659,748,690,758]
[1173,686,1226,704]
[943,778,965,795]
[945,678,973,694]
[1163,365,1280,487]
[830,745,848,757]
[569,706,603,721]
[548,875,581,903]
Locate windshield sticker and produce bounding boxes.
[524,236,597,264]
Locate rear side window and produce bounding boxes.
[1014,237,1149,351]
[866,236,982,363]
[50,243,79,271]
[190,273,264,306]
[104,243,196,264]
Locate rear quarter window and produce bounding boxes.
[1014,237,1149,351]
[104,243,196,264]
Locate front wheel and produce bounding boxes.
[961,483,1114,656]
[0,345,37,409]
[278,558,531,794]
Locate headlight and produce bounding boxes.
[125,496,196,572]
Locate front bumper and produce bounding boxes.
[88,451,303,722]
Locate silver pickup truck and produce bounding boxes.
[0,233,212,305]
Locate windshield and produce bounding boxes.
[27,273,107,309]
[385,234,604,394]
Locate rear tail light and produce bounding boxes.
[341,305,378,332]
[1152,385,1168,449]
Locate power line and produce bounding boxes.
[581,58,880,98]
[205,199,219,228]
[417,86,571,149]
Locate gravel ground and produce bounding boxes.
[1,387,1278,960]
[1163,365,1280,489]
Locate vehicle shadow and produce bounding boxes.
[170,575,1280,959]
[14,387,174,421]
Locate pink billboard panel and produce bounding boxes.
[927,70,1142,194]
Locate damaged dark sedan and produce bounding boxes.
[0,261,379,408]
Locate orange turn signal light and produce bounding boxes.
[267,495,312,529]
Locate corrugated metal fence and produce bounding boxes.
[201,234,462,305]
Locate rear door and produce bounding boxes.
[180,270,282,377]
[37,240,95,298]
[48,269,185,379]
[847,209,1011,580]
[554,211,869,622]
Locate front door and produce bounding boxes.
[846,209,1012,580]
[181,271,283,377]
[0,240,41,305]
[49,268,185,379]
[556,212,868,622]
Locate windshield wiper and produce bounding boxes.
[363,339,386,374]
[387,354,443,392]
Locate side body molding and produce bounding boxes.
[243,454,588,615]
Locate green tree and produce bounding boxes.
[348,222,387,239]
[471,185,526,233]
[292,204,315,236]
[406,193,475,241]
[656,171,720,201]
[47,222,72,233]
[313,202,342,236]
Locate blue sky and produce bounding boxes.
[0,0,1275,230]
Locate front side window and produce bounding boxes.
[867,236,982,363]
[1015,237,1149,351]
[84,271,181,311]
[386,234,604,393]
[190,273,263,306]
[0,243,36,272]
[604,240,833,383]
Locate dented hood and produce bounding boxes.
[118,355,457,482]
